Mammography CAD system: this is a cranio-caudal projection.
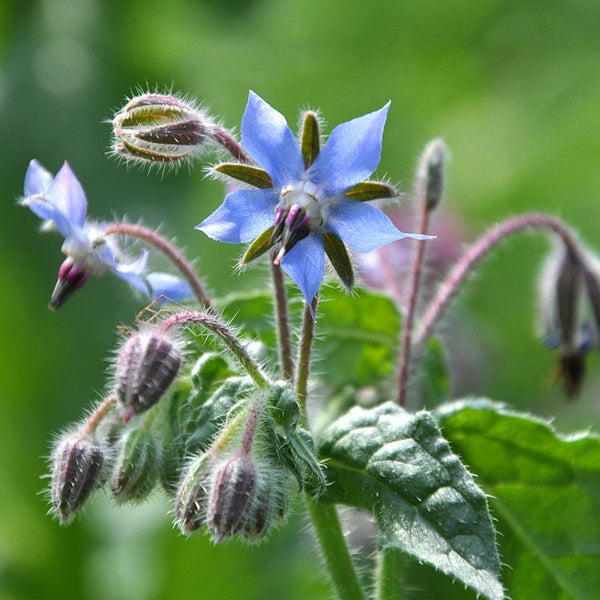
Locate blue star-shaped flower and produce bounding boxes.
[22,160,192,308]
[196,91,431,310]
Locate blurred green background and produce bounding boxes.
[1,0,600,598]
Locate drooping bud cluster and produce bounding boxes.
[539,246,600,397]
[50,430,107,524]
[115,329,183,421]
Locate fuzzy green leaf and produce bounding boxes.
[323,233,354,290]
[344,180,398,201]
[436,399,600,600]
[300,111,320,168]
[213,163,273,188]
[319,402,503,600]
[241,227,275,264]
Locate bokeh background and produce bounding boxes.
[1,1,600,598]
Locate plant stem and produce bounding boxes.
[271,260,294,381]
[296,295,318,419]
[415,212,582,348]
[306,501,366,600]
[104,222,212,309]
[209,125,251,163]
[158,310,270,388]
[397,203,431,406]
[376,547,405,600]
[82,396,116,436]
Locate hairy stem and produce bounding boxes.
[376,547,405,600]
[307,501,366,600]
[158,310,269,388]
[209,125,251,163]
[104,222,212,309]
[271,260,294,381]
[397,203,431,406]
[82,396,116,436]
[415,212,582,347]
[296,296,318,419]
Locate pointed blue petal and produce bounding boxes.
[308,102,390,196]
[281,233,324,311]
[47,162,87,229]
[196,188,278,243]
[23,197,71,238]
[24,160,53,197]
[112,250,151,294]
[146,272,194,301]
[325,198,433,253]
[241,91,305,189]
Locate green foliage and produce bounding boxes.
[318,401,503,600]
[418,336,450,407]
[436,399,600,600]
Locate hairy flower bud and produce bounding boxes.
[50,433,106,524]
[112,93,211,165]
[115,330,183,420]
[206,455,258,542]
[49,257,89,310]
[174,452,213,534]
[110,427,161,503]
[417,138,447,210]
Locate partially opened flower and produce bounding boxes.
[196,91,431,313]
[21,160,192,308]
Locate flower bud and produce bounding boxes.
[115,330,183,420]
[112,93,210,165]
[110,427,161,503]
[206,454,258,542]
[417,138,447,211]
[50,433,106,524]
[49,257,89,310]
[174,452,213,534]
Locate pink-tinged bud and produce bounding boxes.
[112,93,211,165]
[206,455,258,542]
[50,434,106,524]
[49,258,89,310]
[115,330,183,420]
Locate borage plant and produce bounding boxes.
[24,90,600,600]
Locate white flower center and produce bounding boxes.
[279,181,325,227]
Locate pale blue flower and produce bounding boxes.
[197,91,430,310]
[22,160,192,307]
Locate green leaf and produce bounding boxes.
[319,402,503,600]
[344,180,398,201]
[436,399,600,600]
[218,285,402,388]
[418,336,450,407]
[300,111,320,168]
[323,233,354,290]
[267,382,299,435]
[241,227,275,264]
[213,163,273,188]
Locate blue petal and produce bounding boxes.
[112,250,151,294]
[146,272,194,301]
[47,162,87,230]
[24,160,53,197]
[325,198,433,252]
[308,102,390,196]
[23,197,71,238]
[241,91,305,189]
[196,188,278,243]
[281,233,324,312]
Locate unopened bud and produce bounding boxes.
[174,452,213,534]
[557,348,586,399]
[50,433,106,524]
[206,455,258,542]
[417,138,447,211]
[49,258,89,310]
[115,330,183,420]
[112,93,210,165]
[110,427,161,503]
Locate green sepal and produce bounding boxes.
[213,163,273,189]
[267,382,299,435]
[300,111,321,168]
[344,180,398,201]
[324,233,354,290]
[241,227,276,265]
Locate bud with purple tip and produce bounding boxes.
[49,257,89,310]
[115,330,183,420]
[50,432,106,524]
